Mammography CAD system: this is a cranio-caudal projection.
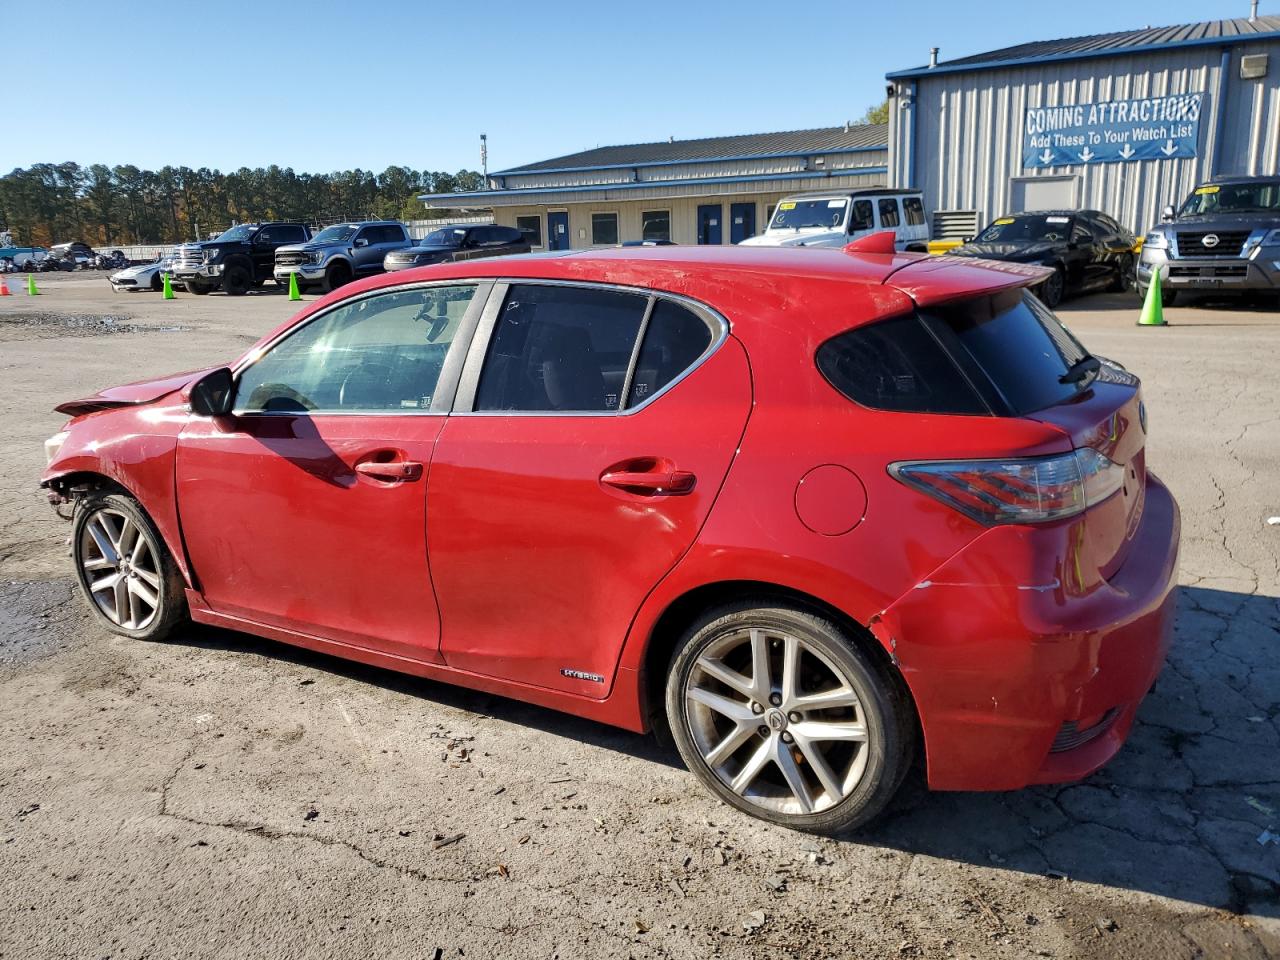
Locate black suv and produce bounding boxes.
[171,222,312,295]
[383,224,531,272]
[1138,176,1280,304]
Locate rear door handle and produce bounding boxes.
[600,468,696,496]
[355,459,423,482]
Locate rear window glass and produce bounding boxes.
[927,290,1087,415]
[817,290,1090,416]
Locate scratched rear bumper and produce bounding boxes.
[874,474,1180,791]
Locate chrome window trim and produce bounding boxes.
[228,278,492,418]
[451,277,729,418]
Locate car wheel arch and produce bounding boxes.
[45,463,195,589]
[635,578,921,748]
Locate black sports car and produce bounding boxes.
[951,210,1137,307]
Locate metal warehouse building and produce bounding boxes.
[887,14,1280,238]
[420,125,888,250]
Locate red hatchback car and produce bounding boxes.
[42,241,1179,833]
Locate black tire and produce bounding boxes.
[1037,266,1065,308]
[325,260,352,292]
[150,272,163,292]
[277,276,293,291]
[664,601,914,835]
[223,263,251,296]
[186,280,209,295]
[1109,255,1133,292]
[71,491,187,642]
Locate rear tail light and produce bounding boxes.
[890,447,1125,525]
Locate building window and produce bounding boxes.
[903,197,925,226]
[641,210,671,242]
[591,212,619,246]
[878,198,901,228]
[516,215,542,247]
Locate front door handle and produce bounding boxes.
[355,459,423,482]
[600,466,696,496]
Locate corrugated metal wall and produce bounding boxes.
[889,41,1280,233]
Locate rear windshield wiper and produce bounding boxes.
[1059,355,1101,385]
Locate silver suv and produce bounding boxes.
[1139,177,1280,305]
[274,221,413,291]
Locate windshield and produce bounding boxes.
[313,224,358,243]
[422,228,466,247]
[215,225,256,242]
[1179,181,1280,216]
[770,198,848,231]
[975,215,1073,244]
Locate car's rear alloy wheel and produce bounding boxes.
[72,492,186,641]
[1038,267,1065,308]
[666,603,912,833]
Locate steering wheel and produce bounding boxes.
[338,361,396,408]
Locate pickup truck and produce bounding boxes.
[274,221,413,292]
[171,222,312,295]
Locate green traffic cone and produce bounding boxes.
[1138,265,1167,326]
[288,271,301,302]
[27,273,39,296]
[162,272,175,300]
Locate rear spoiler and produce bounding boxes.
[885,255,1053,308]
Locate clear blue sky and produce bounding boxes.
[5,0,1254,175]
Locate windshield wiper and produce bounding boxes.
[1059,355,1100,385]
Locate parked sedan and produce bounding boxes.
[41,242,1178,834]
[109,257,173,292]
[950,211,1137,307]
[383,224,530,271]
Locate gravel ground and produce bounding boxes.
[0,273,1277,960]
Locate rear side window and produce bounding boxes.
[903,197,926,225]
[878,199,900,228]
[475,285,648,412]
[627,300,714,407]
[817,290,1091,416]
[816,314,987,414]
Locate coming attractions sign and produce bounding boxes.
[1022,92,1203,168]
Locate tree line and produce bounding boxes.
[0,163,486,247]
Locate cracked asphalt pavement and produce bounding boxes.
[1,275,1278,959]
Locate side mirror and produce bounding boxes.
[1161,205,1176,222]
[189,367,234,417]
[354,238,369,248]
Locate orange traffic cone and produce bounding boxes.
[0,276,10,296]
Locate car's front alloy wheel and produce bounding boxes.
[666,603,913,833]
[72,492,186,640]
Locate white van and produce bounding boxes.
[739,188,929,251]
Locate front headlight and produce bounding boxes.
[1262,229,1280,246]
[203,248,219,263]
[44,430,68,465]
[1143,232,1169,250]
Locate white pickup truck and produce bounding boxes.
[739,188,929,250]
